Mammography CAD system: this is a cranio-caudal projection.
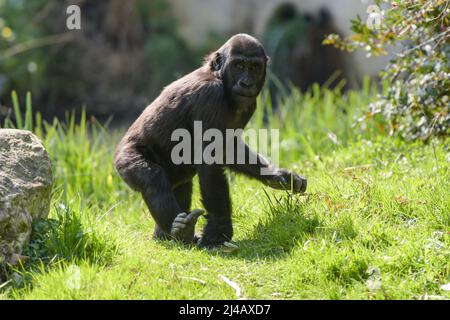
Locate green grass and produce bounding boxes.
[0,86,449,300]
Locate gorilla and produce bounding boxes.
[114,34,307,248]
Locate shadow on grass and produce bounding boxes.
[152,193,321,261]
[223,192,322,261]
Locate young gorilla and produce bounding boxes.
[114,34,307,248]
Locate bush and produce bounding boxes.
[324,0,450,141]
[0,0,51,101]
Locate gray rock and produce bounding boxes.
[0,129,52,266]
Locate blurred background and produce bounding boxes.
[0,0,390,124]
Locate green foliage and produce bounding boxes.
[0,0,50,98]
[142,34,195,95]
[324,0,450,141]
[24,204,118,265]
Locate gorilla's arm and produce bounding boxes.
[226,138,307,193]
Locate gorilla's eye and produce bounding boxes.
[250,64,261,72]
[234,62,245,70]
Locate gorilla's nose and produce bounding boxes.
[239,79,253,89]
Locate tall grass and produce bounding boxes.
[1,85,448,300]
[1,92,120,284]
[1,91,126,204]
[253,78,382,165]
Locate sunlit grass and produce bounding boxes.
[0,86,449,300]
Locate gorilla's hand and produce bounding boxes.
[266,168,307,194]
[171,209,205,243]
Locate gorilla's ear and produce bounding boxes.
[266,55,272,66]
[205,51,223,71]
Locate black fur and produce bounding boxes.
[114,34,307,248]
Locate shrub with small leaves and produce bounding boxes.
[324,0,450,141]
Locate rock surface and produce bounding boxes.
[0,129,52,266]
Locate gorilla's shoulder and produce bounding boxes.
[162,68,222,96]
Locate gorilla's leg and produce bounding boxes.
[195,165,233,248]
[115,145,200,243]
[153,181,193,240]
[174,181,193,212]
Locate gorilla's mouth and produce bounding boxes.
[233,88,257,98]
[237,93,256,98]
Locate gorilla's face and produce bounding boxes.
[218,35,268,106]
[227,54,266,99]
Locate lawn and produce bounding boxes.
[1,84,449,300]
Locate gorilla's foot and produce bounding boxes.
[171,209,204,243]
